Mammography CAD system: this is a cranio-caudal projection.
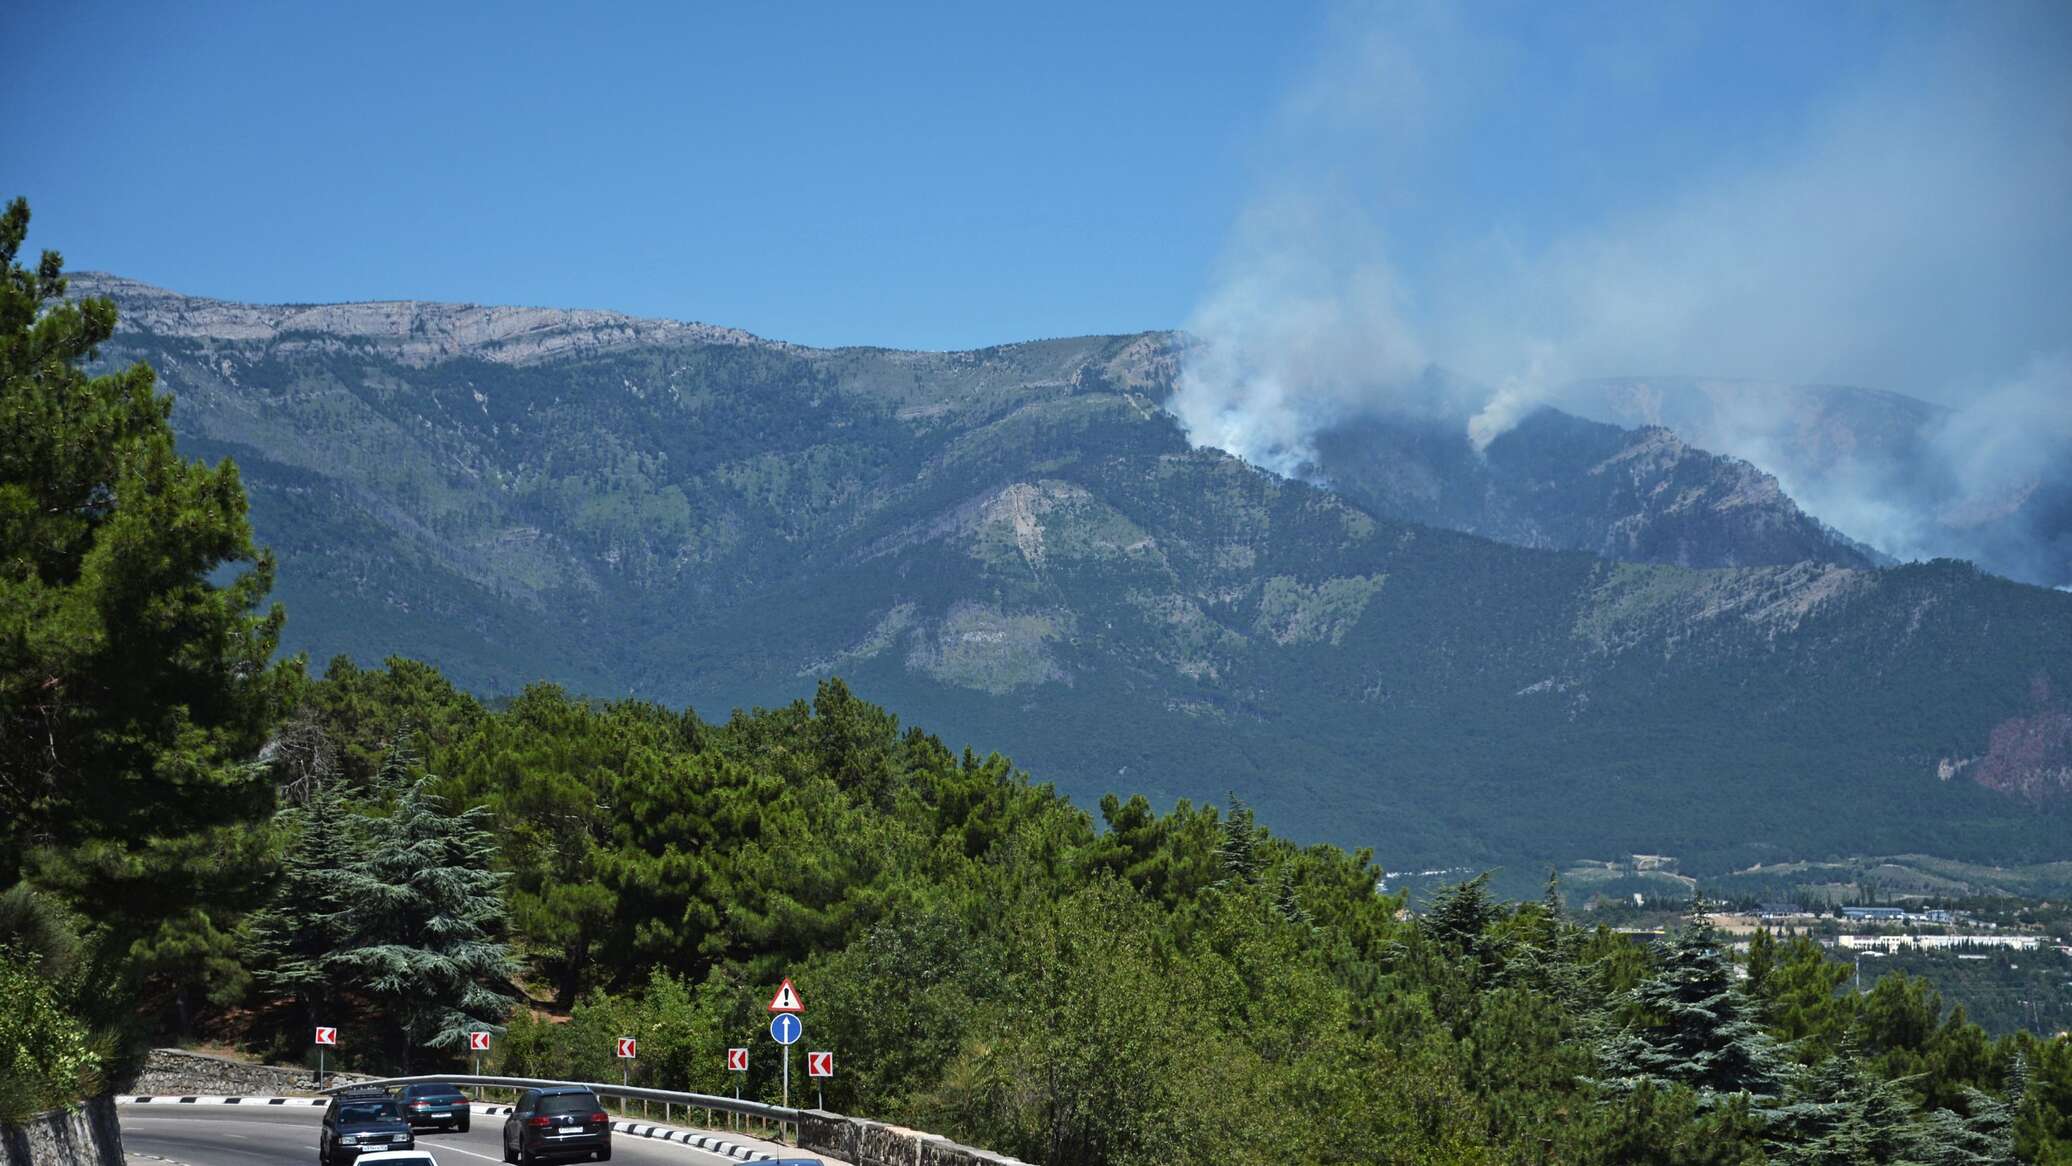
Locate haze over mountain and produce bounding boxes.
[76,274,2072,878]
[1554,377,2072,592]
[1170,3,2072,593]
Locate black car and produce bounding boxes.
[320,1093,416,1166]
[501,1087,611,1164]
[390,1082,471,1132]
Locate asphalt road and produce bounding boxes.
[117,1105,803,1166]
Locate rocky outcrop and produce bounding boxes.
[1967,679,2072,805]
[798,1110,1033,1166]
[1,1097,122,1166]
[68,274,775,368]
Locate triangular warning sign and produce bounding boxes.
[766,977,805,1013]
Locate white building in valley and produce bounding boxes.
[1836,934,2041,953]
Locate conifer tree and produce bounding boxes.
[242,780,357,1029]
[326,772,514,1069]
[1,195,288,1029]
[1765,1048,1931,1164]
[1595,919,1792,1104]
[1916,1088,2016,1166]
[1214,796,1262,888]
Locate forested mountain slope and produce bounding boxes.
[75,274,2072,871]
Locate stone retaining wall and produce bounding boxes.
[798,1111,1032,1166]
[127,1049,379,1097]
[0,1097,123,1166]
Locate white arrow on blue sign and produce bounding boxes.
[769,1012,802,1046]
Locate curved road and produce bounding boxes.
[118,1105,809,1166]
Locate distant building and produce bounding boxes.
[1837,934,2040,953]
[1842,906,1906,922]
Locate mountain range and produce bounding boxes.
[75,274,2072,876]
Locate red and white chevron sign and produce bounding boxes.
[468,1031,491,1051]
[725,1047,748,1072]
[805,1051,833,1078]
[615,1036,637,1059]
[314,1027,337,1046]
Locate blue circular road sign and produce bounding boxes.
[769,1013,802,1046]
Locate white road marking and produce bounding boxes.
[434,1145,504,1163]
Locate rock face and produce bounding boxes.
[72,276,2072,870]
[122,1049,376,1096]
[1558,376,2072,590]
[798,1109,1034,1166]
[1313,408,1880,571]
[0,1097,122,1166]
[1966,679,2072,805]
[68,274,774,367]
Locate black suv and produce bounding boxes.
[502,1087,610,1164]
[391,1082,471,1132]
[320,1092,416,1166]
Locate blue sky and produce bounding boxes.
[3,0,2065,383]
[4,2,1312,348]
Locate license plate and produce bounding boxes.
[424,1110,450,1117]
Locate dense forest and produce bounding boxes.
[6,202,2072,1163]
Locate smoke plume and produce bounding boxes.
[1172,1,2072,586]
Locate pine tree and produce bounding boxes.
[326,773,514,1070]
[1595,919,1793,1105]
[1,196,288,1029]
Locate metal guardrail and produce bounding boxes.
[321,1074,802,1142]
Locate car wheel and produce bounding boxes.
[459,1118,471,1134]
[519,1146,537,1166]
[595,1149,610,1162]
[502,1139,516,1164]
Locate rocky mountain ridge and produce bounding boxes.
[72,275,2072,870]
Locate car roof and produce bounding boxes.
[531,1086,596,1096]
[399,1082,463,1092]
[355,1154,438,1166]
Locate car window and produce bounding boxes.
[340,1102,399,1121]
[539,1093,599,1115]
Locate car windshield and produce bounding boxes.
[539,1094,598,1115]
[341,1102,399,1121]
[373,1158,434,1166]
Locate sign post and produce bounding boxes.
[615,1036,636,1090]
[314,1027,337,1087]
[768,1014,801,1110]
[767,979,805,1117]
[725,1047,748,1102]
[806,1051,832,1111]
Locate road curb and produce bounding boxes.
[119,1096,327,1106]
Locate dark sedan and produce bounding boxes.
[390,1083,471,1132]
[320,1096,416,1166]
[502,1087,610,1164]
